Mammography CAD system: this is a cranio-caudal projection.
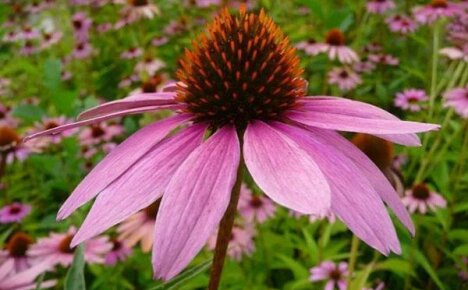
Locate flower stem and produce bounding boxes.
[347,234,360,287]
[208,157,245,290]
[428,21,441,120]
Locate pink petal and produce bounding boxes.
[308,127,415,235]
[71,124,207,246]
[243,121,330,215]
[24,105,182,142]
[291,97,439,145]
[152,126,240,280]
[77,92,178,120]
[274,122,400,254]
[57,114,190,220]
[2,260,52,288]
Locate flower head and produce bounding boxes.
[26,7,439,280]
[0,259,55,290]
[366,0,395,14]
[386,15,418,35]
[413,0,459,24]
[207,224,255,261]
[394,89,428,112]
[402,183,447,214]
[105,239,132,265]
[0,232,35,274]
[328,67,362,91]
[0,202,31,223]
[304,29,359,63]
[443,87,468,118]
[237,184,276,223]
[310,261,348,290]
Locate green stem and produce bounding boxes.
[208,157,245,290]
[347,235,360,286]
[452,120,468,192]
[415,109,453,182]
[428,21,441,120]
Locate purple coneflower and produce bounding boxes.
[366,0,395,14]
[17,26,40,40]
[20,41,37,56]
[29,227,112,267]
[105,238,132,265]
[413,0,459,24]
[0,202,31,223]
[443,87,468,118]
[0,259,55,290]
[121,0,160,23]
[439,45,468,62]
[152,36,169,47]
[394,89,428,112]
[26,7,438,281]
[194,0,222,7]
[310,261,348,290]
[78,122,123,146]
[121,47,143,59]
[402,183,446,214]
[207,224,255,261]
[72,42,93,59]
[386,15,418,34]
[41,31,62,50]
[0,232,35,273]
[72,12,92,42]
[0,104,16,127]
[117,201,159,252]
[353,59,376,74]
[0,126,33,164]
[306,29,359,63]
[237,184,276,223]
[368,53,399,66]
[29,116,75,148]
[328,67,362,91]
[135,56,165,76]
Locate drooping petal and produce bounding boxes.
[71,124,207,246]
[77,92,178,120]
[307,127,415,235]
[273,122,400,254]
[1,260,53,288]
[290,96,439,145]
[243,121,330,215]
[24,105,182,142]
[152,126,240,280]
[57,114,191,220]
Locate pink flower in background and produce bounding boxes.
[366,0,395,14]
[26,1,45,14]
[402,183,447,214]
[207,225,255,261]
[0,232,35,274]
[20,42,38,56]
[41,31,62,49]
[72,42,93,59]
[105,239,132,265]
[121,0,160,23]
[135,57,165,76]
[368,53,399,66]
[238,184,276,223]
[443,87,468,118]
[413,0,459,24]
[195,0,222,7]
[3,31,18,42]
[310,261,348,290]
[96,23,113,33]
[26,8,438,280]
[386,15,418,34]
[439,45,468,62]
[29,116,76,148]
[120,47,143,59]
[0,203,31,223]
[394,89,428,112]
[328,67,362,91]
[0,259,55,290]
[0,126,35,164]
[0,104,17,126]
[305,29,359,63]
[17,26,40,40]
[296,39,317,54]
[117,201,160,252]
[363,42,382,54]
[72,12,92,42]
[29,227,112,267]
[152,36,169,46]
[78,122,123,146]
[353,60,376,74]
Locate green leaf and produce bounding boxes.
[375,259,412,277]
[43,58,61,91]
[454,244,468,256]
[151,260,212,290]
[64,245,86,290]
[276,254,309,279]
[349,261,374,290]
[414,250,445,290]
[11,104,45,123]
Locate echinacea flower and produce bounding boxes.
[306,29,359,63]
[0,104,17,127]
[0,202,31,223]
[394,89,428,112]
[40,31,62,49]
[310,261,348,290]
[121,0,160,23]
[29,227,112,267]
[121,47,143,59]
[413,0,459,24]
[78,122,123,146]
[72,12,92,42]
[135,57,165,76]
[0,259,55,290]
[0,232,35,273]
[117,201,159,252]
[20,41,37,56]
[237,184,276,223]
[207,225,255,261]
[443,87,468,118]
[353,59,376,74]
[386,15,418,35]
[439,46,468,62]
[72,42,93,59]
[26,7,438,280]
[17,26,40,40]
[368,53,399,66]
[402,183,447,214]
[29,116,76,148]
[152,36,169,47]
[105,238,132,265]
[194,0,222,7]
[328,67,362,91]
[366,0,395,14]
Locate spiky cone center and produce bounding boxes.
[412,183,431,200]
[176,7,305,129]
[352,133,394,171]
[58,235,76,254]
[0,126,21,151]
[7,232,33,257]
[325,29,345,46]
